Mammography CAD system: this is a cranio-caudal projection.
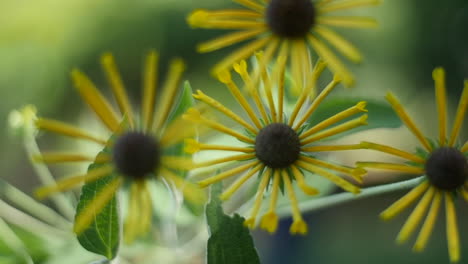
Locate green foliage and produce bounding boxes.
[307,98,402,139]
[167,81,195,124]
[75,152,120,260]
[206,183,261,264]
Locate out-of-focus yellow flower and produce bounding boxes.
[34,51,205,244]
[358,67,468,263]
[188,0,381,88]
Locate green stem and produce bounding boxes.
[0,179,71,230]
[0,199,70,240]
[277,176,423,218]
[23,130,75,220]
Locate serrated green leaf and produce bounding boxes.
[206,183,260,264]
[75,151,119,260]
[307,98,402,139]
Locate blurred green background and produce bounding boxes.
[1,0,467,263]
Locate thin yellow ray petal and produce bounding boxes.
[445,193,460,263]
[233,60,269,121]
[308,35,354,87]
[71,69,121,132]
[288,60,327,126]
[33,153,110,164]
[233,0,265,12]
[380,182,429,220]
[161,168,207,204]
[140,182,153,234]
[193,89,257,133]
[142,51,159,132]
[301,114,368,145]
[184,138,254,154]
[193,18,266,29]
[282,170,308,235]
[356,162,425,175]
[160,116,197,147]
[161,156,194,170]
[35,165,114,199]
[124,183,140,244]
[293,74,341,129]
[254,41,280,122]
[290,40,305,95]
[300,156,365,183]
[245,168,271,229]
[314,25,362,63]
[275,46,288,123]
[101,53,134,128]
[298,40,314,97]
[462,188,468,203]
[301,144,362,152]
[397,187,435,243]
[319,0,381,13]
[386,92,432,152]
[74,177,123,235]
[36,118,107,145]
[183,108,255,143]
[291,165,319,195]
[198,161,260,187]
[153,58,185,132]
[413,190,442,252]
[449,80,468,146]
[359,141,426,164]
[433,67,447,146]
[220,164,263,200]
[317,16,378,28]
[217,71,263,129]
[212,36,272,75]
[197,28,267,53]
[300,101,367,139]
[195,153,256,168]
[188,9,263,24]
[462,141,468,153]
[260,170,280,233]
[296,160,360,194]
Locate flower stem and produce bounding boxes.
[277,176,423,218]
[0,199,70,240]
[0,218,34,264]
[0,179,71,230]
[23,128,75,220]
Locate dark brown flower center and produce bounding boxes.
[113,132,160,180]
[266,0,316,39]
[425,147,468,190]
[255,123,301,168]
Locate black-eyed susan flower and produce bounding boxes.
[183,56,367,234]
[357,67,468,262]
[187,0,380,88]
[33,51,205,243]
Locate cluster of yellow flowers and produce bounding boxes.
[30,0,466,262]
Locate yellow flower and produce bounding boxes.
[187,0,380,88]
[184,57,367,234]
[357,67,468,263]
[33,51,205,243]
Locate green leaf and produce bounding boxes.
[75,151,120,260]
[167,80,194,124]
[163,80,194,160]
[206,183,261,264]
[307,97,402,139]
